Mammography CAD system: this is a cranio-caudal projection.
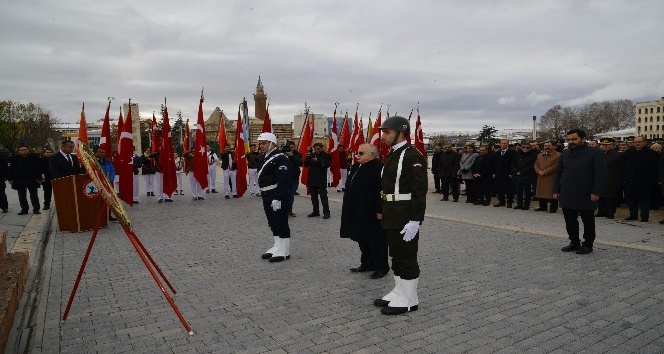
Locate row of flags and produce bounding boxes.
[78,97,426,204]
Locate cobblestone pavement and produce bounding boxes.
[11,175,664,353]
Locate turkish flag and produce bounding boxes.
[340,113,350,151]
[261,105,272,133]
[183,120,190,173]
[116,107,124,152]
[194,96,209,190]
[234,105,248,197]
[370,108,389,160]
[118,99,134,206]
[160,105,177,197]
[100,101,112,159]
[328,108,340,187]
[151,113,160,152]
[414,108,426,156]
[217,114,227,150]
[298,114,313,186]
[78,102,88,146]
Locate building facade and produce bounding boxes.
[636,97,664,139]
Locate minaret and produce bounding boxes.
[253,76,267,120]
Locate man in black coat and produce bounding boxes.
[438,144,460,201]
[472,145,496,206]
[41,147,54,210]
[553,129,606,255]
[340,144,389,279]
[431,145,442,193]
[511,144,538,210]
[0,153,8,213]
[284,141,302,217]
[494,139,515,208]
[597,138,622,219]
[622,136,658,222]
[8,146,42,215]
[49,140,84,179]
[304,142,331,218]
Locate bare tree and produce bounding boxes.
[538,99,634,139]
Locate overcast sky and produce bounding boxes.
[2,0,663,134]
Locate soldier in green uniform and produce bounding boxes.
[372,116,427,315]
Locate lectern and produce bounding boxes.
[52,174,108,232]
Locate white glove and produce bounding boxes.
[271,200,281,211]
[400,221,420,242]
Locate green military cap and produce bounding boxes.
[625,136,635,142]
[599,138,615,144]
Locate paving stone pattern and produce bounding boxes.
[27,188,664,353]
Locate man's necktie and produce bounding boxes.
[67,154,73,166]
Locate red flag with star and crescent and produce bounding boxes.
[299,114,313,187]
[100,101,112,159]
[262,104,272,133]
[78,102,88,146]
[234,104,248,197]
[414,107,426,156]
[328,107,340,187]
[194,94,209,190]
[340,112,350,152]
[118,100,134,206]
[160,104,177,197]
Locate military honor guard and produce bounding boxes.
[256,133,293,263]
[373,116,427,315]
[597,138,622,219]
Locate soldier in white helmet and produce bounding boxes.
[257,132,294,262]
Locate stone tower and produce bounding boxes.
[253,76,267,120]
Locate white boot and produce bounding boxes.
[262,236,279,259]
[374,276,401,307]
[380,278,418,315]
[269,237,290,262]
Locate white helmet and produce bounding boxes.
[257,132,277,145]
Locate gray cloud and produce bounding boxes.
[2,0,663,134]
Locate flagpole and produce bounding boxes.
[296,106,310,150]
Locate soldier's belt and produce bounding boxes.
[260,184,278,192]
[381,192,411,201]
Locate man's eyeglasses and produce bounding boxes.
[356,152,366,156]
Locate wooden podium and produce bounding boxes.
[52,174,108,232]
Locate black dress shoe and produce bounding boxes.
[225,195,230,199]
[561,244,580,252]
[576,246,593,254]
[507,203,513,208]
[641,219,648,222]
[1,209,7,213]
[374,299,390,307]
[289,213,296,217]
[482,202,490,206]
[18,211,28,215]
[33,211,41,215]
[43,205,50,210]
[268,255,290,262]
[261,252,273,259]
[513,205,522,209]
[165,199,173,202]
[307,212,320,217]
[370,271,387,279]
[624,216,638,220]
[206,190,210,193]
[381,305,418,315]
[534,208,546,211]
[211,190,218,193]
[493,203,505,207]
[323,214,330,219]
[350,266,372,273]
[133,201,139,204]
[452,199,459,202]
[441,197,449,201]
[549,209,557,213]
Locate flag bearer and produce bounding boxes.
[256,133,293,263]
[373,116,427,315]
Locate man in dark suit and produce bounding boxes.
[49,140,84,179]
[304,142,331,218]
[597,138,622,219]
[340,144,389,279]
[8,146,42,215]
[472,145,496,206]
[494,139,515,208]
[553,128,606,255]
[0,153,8,213]
[431,145,442,193]
[622,136,658,222]
[439,144,460,201]
[41,148,54,210]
